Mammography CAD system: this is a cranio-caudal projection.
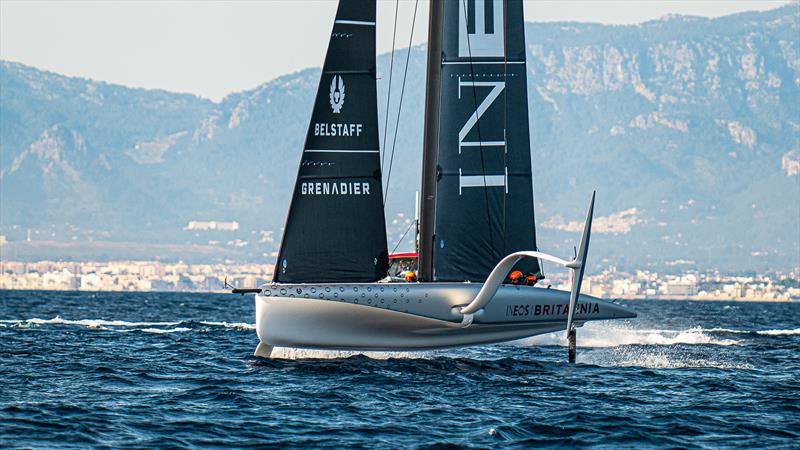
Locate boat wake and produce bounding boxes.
[706,327,800,336]
[138,327,193,334]
[2,316,794,368]
[0,317,181,328]
[518,323,743,347]
[0,317,256,333]
[513,322,789,369]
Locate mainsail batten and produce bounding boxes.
[425,0,541,282]
[275,0,389,283]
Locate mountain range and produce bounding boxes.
[1,5,798,271]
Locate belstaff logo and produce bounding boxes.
[329,75,345,113]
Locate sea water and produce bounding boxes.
[1,290,798,448]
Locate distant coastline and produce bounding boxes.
[0,288,794,303]
[617,295,794,302]
[2,259,797,302]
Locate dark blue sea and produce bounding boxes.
[1,290,798,448]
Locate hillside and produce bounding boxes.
[1,5,798,270]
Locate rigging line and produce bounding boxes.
[383,0,420,205]
[461,0,497,258]
[502,0,508,255]
[390,219,416,254]
[381,0,400,171]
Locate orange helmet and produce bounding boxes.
[526,275,538,285]
[405,271,417,282]
[509,270,523,281]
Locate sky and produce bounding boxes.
[1,0,795,101]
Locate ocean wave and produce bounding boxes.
[705,327,800,336]
[198,321,256,330]
[0,317,181,328]
[140,327,193,334]
[754,328,800,335]
[0,317,256,333]
[4,291,796,448]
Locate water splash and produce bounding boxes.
[515,322,763,369]
[518,323,741,347]
[579,347,755,370]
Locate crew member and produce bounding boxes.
[508,270,523,284]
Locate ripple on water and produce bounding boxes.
[0,292,798,448]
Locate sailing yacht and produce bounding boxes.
[249,0,635,360]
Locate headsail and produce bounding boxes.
[275,0,388,283]
[421,0,540,282]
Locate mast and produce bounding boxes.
[418,0,444,282]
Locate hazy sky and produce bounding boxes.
[1,0,794,101]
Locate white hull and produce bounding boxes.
[255,283,635,352]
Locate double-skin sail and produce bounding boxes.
[421,0,541,282]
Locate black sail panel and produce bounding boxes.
[275,0,389,283]
[431,0,540,281]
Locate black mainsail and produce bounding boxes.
[421,0,541,282]
[275,0,389,283]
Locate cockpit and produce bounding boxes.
[386,252,539,285]
[387,252,418,281]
